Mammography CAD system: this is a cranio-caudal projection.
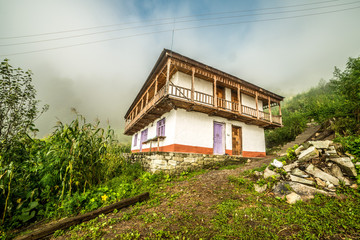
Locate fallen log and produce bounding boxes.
[15,192,150,240]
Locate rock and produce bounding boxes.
[254,184,267,193]
[355,162,360,167]
[291,168,309,178]
[305,164,340,185]
[330,164,351,185]
[289,174,315,186]
[271,159,283,168]
[295,146,305,156]
[247,159,252,163]
[254,171,263,177]
[325,146,338,157]
[288,181,335,197]
[330,157,357,177]
[286,192,302,204]
[283,161,299,172]
[350,184,358,189]
[308,140,332,149]
[298,146,319,162]
[264,167,280,179]
[315,178,326,188]
[273,182,293,197]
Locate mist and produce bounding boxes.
[1,0,359,141]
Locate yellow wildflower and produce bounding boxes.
[17,198,22,204]
[101,194,108,202]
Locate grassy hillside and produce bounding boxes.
[265,56,360,149]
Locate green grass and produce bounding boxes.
[26,163,360,239]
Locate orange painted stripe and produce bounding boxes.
[131,144,265,157]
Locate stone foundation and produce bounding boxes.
[123,152,250,175]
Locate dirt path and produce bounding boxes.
[55,156,274,239]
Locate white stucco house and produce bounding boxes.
[124,49,283,157]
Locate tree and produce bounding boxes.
[0,59,48,149]
[331,56,360,122]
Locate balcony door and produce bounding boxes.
[232,126,242,155]
[213,122,225,155]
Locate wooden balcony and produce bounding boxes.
[124,84,282,135]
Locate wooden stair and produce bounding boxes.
[278,124,321,156]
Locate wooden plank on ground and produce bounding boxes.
[15,192,150,240]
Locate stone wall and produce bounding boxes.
[123,152,249,175]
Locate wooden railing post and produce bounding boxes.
[165,58,171,94]
[278,101,282,125]
[237,85,242,114]
[256,91,259,119]
[155,74,158,95]
[191,67,195,102]
[268,97,272,123]
[213,76,217,107]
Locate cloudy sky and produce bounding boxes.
[1,0,359,141]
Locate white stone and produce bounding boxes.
[289,174,315,186]
[298,146,319,162]
[325,146,338,156]
[288,181,335,197]
[305,164,340,185]
[291,168,309,178]
[283,161,299,172]
[271,159,283,168]
[168,160,178,166]
[295,146,305,156]
[308,140,332,149]
[286,192,302,204]
[264,167,280,179]
[254,184,267,193]
[330,157,357,177]
[152,159,167,166]
[331,164,350,185]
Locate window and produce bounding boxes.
[157,118,166,136]
[133,133,138,146]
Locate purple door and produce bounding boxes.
[213,122,225,154]
[140,129,148,152]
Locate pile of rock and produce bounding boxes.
[254,140,359,204]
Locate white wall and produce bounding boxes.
[241,94,263,110]
[173,71,213,96]
[131,109,177,151]
[173,109,265,153]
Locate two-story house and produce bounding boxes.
[124,49,283,157]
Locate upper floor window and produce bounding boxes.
[133,133,138,146]
[157,118,166,136]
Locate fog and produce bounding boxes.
[1,0,359,141]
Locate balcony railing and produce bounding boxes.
[125,84,281,132]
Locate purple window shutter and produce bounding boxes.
[157,118,166,136]
[134,134,138,146]
[161,118,165,136]
[157,120,161,136]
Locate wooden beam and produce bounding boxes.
[191,67,195,102]
[146,92,149,105]
[213,76,217,108]
[15,193,150,240]
[268,97,272,123]
[255,91,259,119]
